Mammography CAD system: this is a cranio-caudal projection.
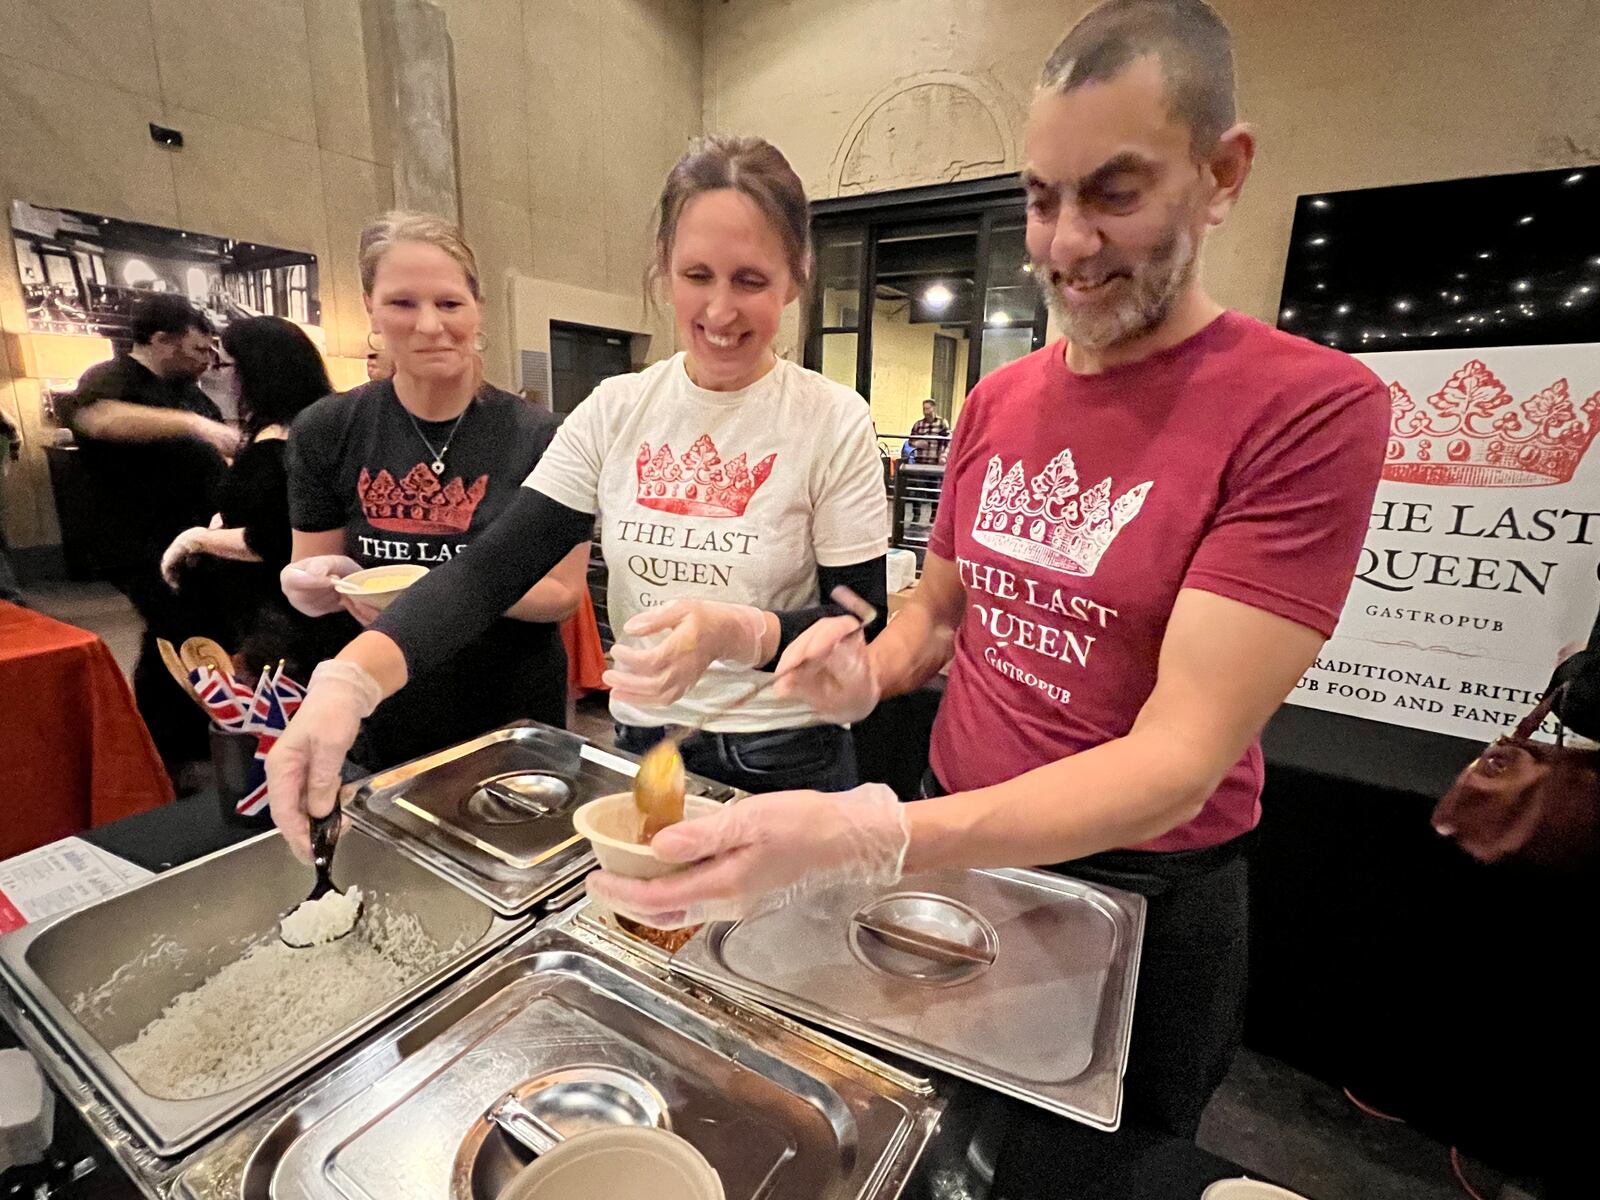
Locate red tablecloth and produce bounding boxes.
[561,587,609,696]
[0,601,173,857]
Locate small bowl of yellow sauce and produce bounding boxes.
[332,564,429,610]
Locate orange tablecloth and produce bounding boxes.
[0,601,173,858]
[560,587,609,696]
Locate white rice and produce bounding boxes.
[278,886,363,947]
[109,906,445,1100]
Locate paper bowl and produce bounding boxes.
[501,1125,723,1200]
[573,792,722,882]
[332,564,429,610]
[1201,1180,1311,1200]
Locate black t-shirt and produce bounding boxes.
[219,438,293,568]
[175,435,337,678]
[287,380,568,767]
[58,354,226,555]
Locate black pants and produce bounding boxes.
[919,768,1250,1143]
[615,722,859,795]
[116,564,221,773]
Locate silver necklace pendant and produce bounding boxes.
[430,459,445,475]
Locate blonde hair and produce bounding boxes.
[358,210,482,299]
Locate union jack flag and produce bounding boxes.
[187,663,303,815]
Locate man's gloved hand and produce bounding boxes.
[586,783,909,927]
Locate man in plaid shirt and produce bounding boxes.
[909,399,951,465]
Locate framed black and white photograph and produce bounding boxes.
[10,200,321,345]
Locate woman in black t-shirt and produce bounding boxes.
[161,317,337,676]
[280,212,587,769]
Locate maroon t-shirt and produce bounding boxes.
[927,312,1388,851]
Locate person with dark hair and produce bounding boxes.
[57,294,242,783]
[586,0,1389,1147]
[264,138,889,856]
[160,317,337,676]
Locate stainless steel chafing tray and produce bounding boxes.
[0,828,525,1157]
[167,916,940,1200]
[344,722,736,916]
[672,867,1145,1131]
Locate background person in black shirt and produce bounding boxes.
[282,212,586,769]
[57,295,242,783]
[161,316,340,679]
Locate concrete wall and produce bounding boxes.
[703,0,1600,325]
[435,0,701,385]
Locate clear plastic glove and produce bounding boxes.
[160,526,211,588]
[265,660,383,862]
[602,598,769,706]
[771,613,881,724]
[586,783,910,927]
[280,554,364,617]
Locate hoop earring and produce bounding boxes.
[366,330,385,352]
[473,332,488,353]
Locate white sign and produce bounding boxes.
[0,838,151,934]
[1288,342,1600,743]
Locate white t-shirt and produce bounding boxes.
[527,352,888,732]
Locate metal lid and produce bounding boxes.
[672,867,1145,1132]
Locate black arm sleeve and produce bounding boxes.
[762,554,889,669]
[373,487,593,680]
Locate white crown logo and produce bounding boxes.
[971,449,1151,577]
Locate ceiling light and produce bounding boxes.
[1513,280,1530,292]
[1519,215,1535,225]
[1336,304,1351,315]
[1310,198,1331,210]
[1566,172,1585,184]
[1315,282,1327,290]
[1394,299,1411,312]
[923,283,954,309]
[1280,308,1296,321]
[988,312,1012,327]
[1564,300,1575,307]
[1579,285,1594,295]
[1478,251,1492,259]
[1456,273,1468,281]
[1308,236,1327,246]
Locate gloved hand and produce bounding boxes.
[281,554,364,617]
[603,599,770,706]
[265,659,383,862]
[771,613,881,724]
[586,783,910,927]
[160,526,211,588]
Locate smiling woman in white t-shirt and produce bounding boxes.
[265,136,889,859]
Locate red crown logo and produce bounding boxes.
[635,434,776,517]
[1385,359,1600,487]
[358,464,488,534]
